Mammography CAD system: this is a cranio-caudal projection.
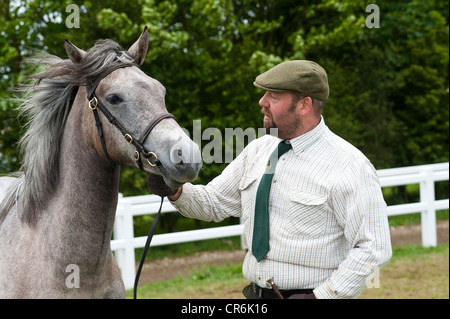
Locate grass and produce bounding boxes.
[127,243,449,299]
[128,263,247,299]
[359,244,449,299]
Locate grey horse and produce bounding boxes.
[0,28,202,298]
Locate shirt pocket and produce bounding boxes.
[239,175,258,191]
[238,175,258,222]
[286,190,327,237]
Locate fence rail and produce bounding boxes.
[111,162,449,289]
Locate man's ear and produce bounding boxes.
[127,26,149,66]
[297,96,313,115]
[64,39,87,64]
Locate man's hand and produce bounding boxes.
[147,173,179,198]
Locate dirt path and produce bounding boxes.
[138,220,449,286]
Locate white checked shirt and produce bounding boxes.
[172,117,392,299]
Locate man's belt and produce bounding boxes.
[252,283,315,299]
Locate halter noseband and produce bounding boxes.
[85,62,175,171]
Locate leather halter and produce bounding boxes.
[85,62,175,171]
[86,61,173,299]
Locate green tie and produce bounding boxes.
[252,141,292,262]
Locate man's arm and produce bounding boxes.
[314,159,392,299]
[168,145,250,222]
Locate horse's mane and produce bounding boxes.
[0,39,134,226]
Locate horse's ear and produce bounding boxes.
[127,26,149,66]
[64,39,87,64]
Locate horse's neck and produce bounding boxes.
[43,97,120,268]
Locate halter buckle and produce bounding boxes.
[145,151,159,167]
[134,150,159,167]
[89,97,98,110]
[124,134,133,144]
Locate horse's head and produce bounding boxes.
[65,28,202,188]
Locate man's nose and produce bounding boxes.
[259,92,270,108]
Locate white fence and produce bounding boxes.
[111,162,449,290]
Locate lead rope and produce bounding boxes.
[133,196,164,299]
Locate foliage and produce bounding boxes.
[1,0,448,195]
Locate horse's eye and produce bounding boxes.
[106,94,123,105]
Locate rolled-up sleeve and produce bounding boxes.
[171,146,249,222]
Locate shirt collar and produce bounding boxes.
[286,116,326,155]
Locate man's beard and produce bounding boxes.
[262,102,302,139]
[264,114,277,135]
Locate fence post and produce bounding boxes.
[113,196,136,290]
[420,167,437,247]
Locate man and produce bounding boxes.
[148,60,392,299]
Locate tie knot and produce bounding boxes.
[277,141,292,158]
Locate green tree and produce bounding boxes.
[301,0,449,168]
[1,0,448,195]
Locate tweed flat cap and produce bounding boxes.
[253,60,329,101]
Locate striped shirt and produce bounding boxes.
[171,117,392,299]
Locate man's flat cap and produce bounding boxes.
[253,60,329,101]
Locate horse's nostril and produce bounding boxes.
[177,149,184,165]
[170,147,185,165]
[169,142,202,167]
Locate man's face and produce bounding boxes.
[259,91,303,140]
